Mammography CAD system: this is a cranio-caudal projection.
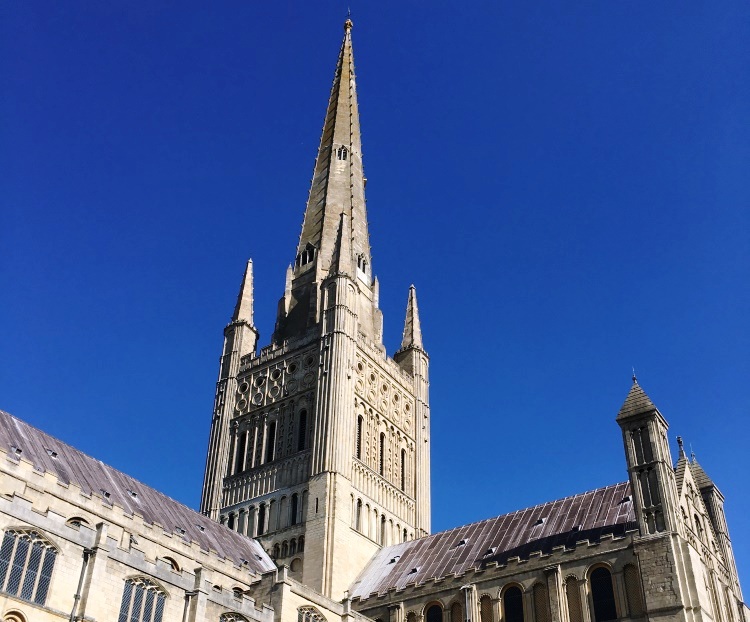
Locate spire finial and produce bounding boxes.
[690,443,696,462]
[677,436,686,458]
[344,14,353,32]
[631,367,638,384]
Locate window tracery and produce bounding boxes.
[0,529,57,606]
[117,577,166,622]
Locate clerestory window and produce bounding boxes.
[0,529,57,606]
[336,146,348,161]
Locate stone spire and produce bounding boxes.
[400,285,424,351]
[295,17,370,277]
[231,259,254,324]
[616,379,658,421]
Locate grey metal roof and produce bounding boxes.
[0,409,276,576]
[350,482,636,599]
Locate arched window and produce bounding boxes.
[451,602,463,622]
[227,513,235,530]
[272,543,280,559]
[0,529,57,606]
[296,243,316,268]
[291,493,299,526]
[565,577,583,622]
[426,604,443,622]
[118,577,166,622]
[281,541,289,558]
[162,556,180,572]
[403,528,408,542]
[503,586,525,622]
[355,499,362,531]
[623,564,644,616]
[290,539,297,555]
[379,432,385,476]
[299,606,327,622]
[694,515,704,541]
[379,515,386,545]
[480,595,494,622]
[400,449,406,491]
[298,410,307,451]
[257,504,266,535]
[221,614,250,622]
[66,516,90,528]
[298,536,305,552]
[356,416,363,460]
[336,146,348,161]
[265,422,277,463]
[533,583,551,622]
[590,567,618,622]
[407,613,417,622]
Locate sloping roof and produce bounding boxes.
[616,382,658,421]
[0,409,276,576]
[350,482,635,600]
[690,459,716,491]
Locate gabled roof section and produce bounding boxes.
[616,381,658,421]
[297,19,370,276]
[0,410,276,576]
[349,482,635,599]
[690,458,716,491]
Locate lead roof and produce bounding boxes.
[0,409,276,576]
[350,481,635,599]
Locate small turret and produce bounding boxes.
[616,378,679,536]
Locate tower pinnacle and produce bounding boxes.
[232,259,254,324]
[399,285,424,351]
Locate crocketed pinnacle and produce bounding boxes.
[400,285,424,351]
[296,18,370,277]
[231,259,254,324]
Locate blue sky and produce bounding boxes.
[2,2,748,584]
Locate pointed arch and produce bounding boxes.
[221,614,250,622]
[118,576,167,622]
[299,606,327,622]
[589,566,618,622]
[0,528,59,606]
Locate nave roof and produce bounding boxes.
[0,409,276,576]
[350,481,636,599]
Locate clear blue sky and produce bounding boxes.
[2,3,748,584]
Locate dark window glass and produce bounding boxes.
[426,605,443,622]
[379,433,385,476]
[504,587,525,622]
[591,567,618,622]
[356,416,363,459]
[265,422,277,463]
[235,433,246,474]
[401,449,406,491]
[291,494,299,526]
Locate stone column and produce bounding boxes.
[578,579,591,622]
[390,603,405,622]
[545,565,564,622]
[463,583,479,622]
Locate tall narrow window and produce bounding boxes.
[257,505,266,535]
[480,595,494,622]
[379,433,385,476]
[451,602,463,622]
[298,536,305,552]
[356,416,363,460]
[117,577,166,622]
[503,586,525,622]
[297,410,307,451]
[0,530,57,606]
[566,577,583,622]
[403,528,408,542]
[291,493,299,526]
[533,583,551,622]
[400,449,406,491]
[623,564,645,616]
[380,515,386,545]
[235,432,246,474]
[265,422,277,463]
[590,567,618,622]
[355,499,362,531]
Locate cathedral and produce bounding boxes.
[0,18,746,622]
